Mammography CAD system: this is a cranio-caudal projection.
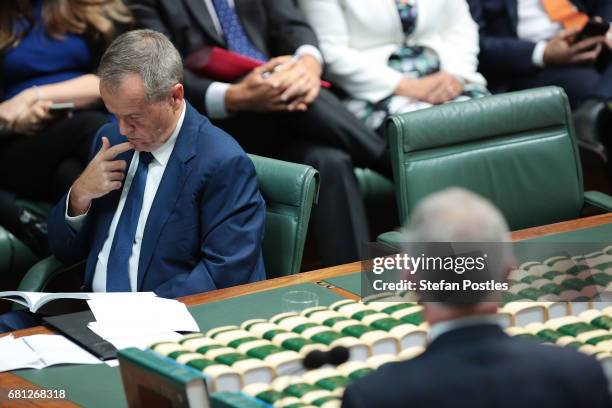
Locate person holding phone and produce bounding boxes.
[0,0,132,202]
[467,0,612,165]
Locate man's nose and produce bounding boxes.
[118,118,134,136]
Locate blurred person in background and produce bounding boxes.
[0,0,131,255]
[299,0,489,133]
[467,0,612,163]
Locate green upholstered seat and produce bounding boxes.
[16,154,320,294]
[354,168,394,202]
[0,227,39,292]
[249,154,319,278]
[0,200,53,292]
[378,86,612,246]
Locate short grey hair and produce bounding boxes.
[402,187,515,304]
[404,187,510,244]
[98,29,183,101]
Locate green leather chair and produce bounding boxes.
[378,86,612,246]
[16,154,319,294]
[249,154,319,278]
[0,200,53,291]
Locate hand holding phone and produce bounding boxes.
[576,19,609,42]
[48,102,75,115]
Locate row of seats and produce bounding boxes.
[5,86,612,294]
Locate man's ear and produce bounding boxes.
[170,83,184,108]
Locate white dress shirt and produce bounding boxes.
[201,0,323,119]
[517,0,563,67]
[65,101,186,292]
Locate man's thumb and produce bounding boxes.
[99,137,110,153]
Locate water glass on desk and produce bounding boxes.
[282,290,319,313]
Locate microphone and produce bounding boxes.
[303,346,350,370]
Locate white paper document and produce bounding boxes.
[0,334,100,372]
[87,296,199,333]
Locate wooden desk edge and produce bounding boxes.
[3,213,612,405]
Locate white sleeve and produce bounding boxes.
[205,82,232,120]
[298,0,403,103]
[295,44,324,65]
[65,188,89,232]
[436,0,487,85]
[532,40,547,67]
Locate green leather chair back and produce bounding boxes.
[386,86,583,230]
[248,154,319,279]
[0,227,39,290]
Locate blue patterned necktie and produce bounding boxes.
[211,0,267,61]
[106,152,154,292]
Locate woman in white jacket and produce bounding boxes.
[299,0,488,131]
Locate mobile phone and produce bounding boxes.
[48,102,75,114]
[577,20,609,42]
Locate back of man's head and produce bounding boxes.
[401,187,514,309]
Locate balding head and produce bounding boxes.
[404,187,510,244]
[401,188,514,316]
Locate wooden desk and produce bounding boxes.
[2,213,612,406]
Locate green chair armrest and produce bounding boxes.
[354,168,394,202]
[17,256,67,293]
[15,200,53,218]
[376,230,405,251]
[584,191,612,212]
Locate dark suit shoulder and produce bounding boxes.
[343,334,610,408]
[183,109,256,183]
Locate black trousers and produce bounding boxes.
[215,88,389,267]
[0,110,108,201]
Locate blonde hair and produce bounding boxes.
[0,0,132,52]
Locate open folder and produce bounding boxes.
[185,46,331,87]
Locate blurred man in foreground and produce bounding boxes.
[342,187,610,408]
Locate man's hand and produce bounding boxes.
[225,57,292,113]
[395,71,463,104]
[267,54,322,110]
[68,137,132,216]
[543,28,604,65]
[10,100,53,135]
[225,55,322,113]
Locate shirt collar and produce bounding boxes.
[429,314,501,343]
[150,100,186,166]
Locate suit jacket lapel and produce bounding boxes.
[235,0,269,58]
[137,103,198,290]
[184,0,226,47]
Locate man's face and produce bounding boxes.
[100,74,181,152]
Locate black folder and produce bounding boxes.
[43,310,117,361]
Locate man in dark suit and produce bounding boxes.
[342,188,611,408]
[128,0,391,267]
[0,30,266,332]
[467,0,612,162]
[49,29,266,297]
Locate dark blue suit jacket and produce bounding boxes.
[342,324,611,408]
[467,0,612,90]
[48,102,266,298]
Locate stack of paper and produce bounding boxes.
[86,295,199,351]
[0,334,100,372]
